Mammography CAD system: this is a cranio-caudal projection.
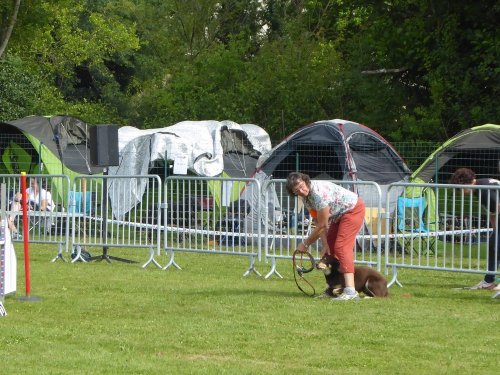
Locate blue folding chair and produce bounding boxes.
[396,196,436,254]
[69,191,92,214]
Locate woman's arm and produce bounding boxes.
[297,206,330,253]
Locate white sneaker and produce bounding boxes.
[493,284,500,291]
[470,280,496,290]
[331,292,360,301]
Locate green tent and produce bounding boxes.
[0,115,104,201]
[412,124,500,183]
[1,140,39,174]
[410,124,500,230]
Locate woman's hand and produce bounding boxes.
[320,232,330,258]
[297,241,308,253]
[320,249,330,258]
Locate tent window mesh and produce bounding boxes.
[0,133,38,174]
[266,143,344,180]
[433,149,500,183]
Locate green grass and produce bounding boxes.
[1,244,498,375]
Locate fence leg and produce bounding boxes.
[70,245,89,263]
[142,246,161,269]
[387,265,403,288]
[264,257,283,279]
[162,249,182,271]
[243,255,261,277]
[51,243,66,263]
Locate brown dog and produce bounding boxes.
[316,255,388,297]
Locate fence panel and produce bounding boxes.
[1,174,70,261]
[162,176,261,276]
[71,174,162,268]
[4,171,498,287]
[385,182,499,286]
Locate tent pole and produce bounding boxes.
[38,143,43,174]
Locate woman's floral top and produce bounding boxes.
[303,180,358,222]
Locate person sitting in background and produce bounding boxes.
[8,178,54,239]
[450,168,500,290]
[26,178,54,212]
[8,192,22,239]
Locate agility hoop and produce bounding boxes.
[292,249,316,297]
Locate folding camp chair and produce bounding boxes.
[48,191,95,236]
[68,191,93,215]
[396,196,436,255]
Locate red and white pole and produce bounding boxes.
[20,172,31,296]
[18,172,40,302]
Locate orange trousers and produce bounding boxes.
[326,198,365,273]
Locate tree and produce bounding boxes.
[1,0,497,142]
[338,0,500,141]
[0,0,21,59]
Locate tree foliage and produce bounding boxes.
[0,0,498,142]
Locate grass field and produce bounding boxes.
[1,244,498,374]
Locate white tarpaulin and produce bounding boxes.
[108,120,271,219]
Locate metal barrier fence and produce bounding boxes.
[384,182,499,287]
[162,176,262,276]
[1,174,70,260]
[262,179,384,279]
[3,173,499,288]
[70,174,162,268]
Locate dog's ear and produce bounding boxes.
[323,254,339,265]
[322,254,334,263]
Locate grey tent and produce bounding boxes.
[111,121,271,179]
[409,124,500,232]
[412,124,500,183]
[256,119,410,187]
[244,119,411,240]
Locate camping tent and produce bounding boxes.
[0,115,101,176]
[411,124,500,183]
[254,119,411,204]
[409,124,500,232]
[0,115,103,202]
[108,120,272,218]
[239,119,411,240]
